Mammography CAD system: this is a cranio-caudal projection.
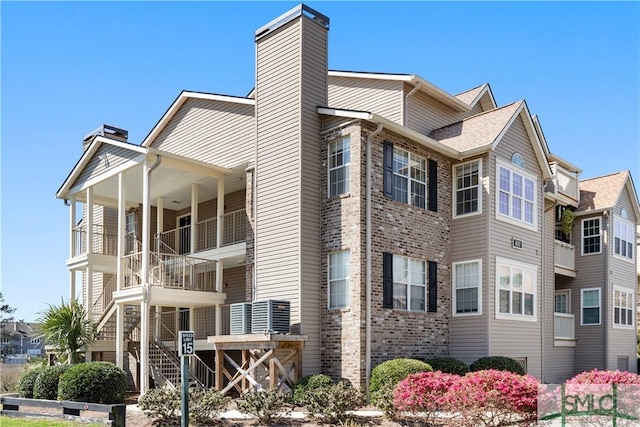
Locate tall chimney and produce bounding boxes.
[253,4,329,375]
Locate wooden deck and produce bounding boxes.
[207,334,307,395]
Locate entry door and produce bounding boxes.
[178,215,191,255]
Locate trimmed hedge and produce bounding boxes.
[370,358,432,404]
[17,366,46,398]
[58,362,126,403]
[469,356,525,375]
[292,374,333,406]
[33,365,70,400]
[424,357,469,376]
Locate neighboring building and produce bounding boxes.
[55,4,638,392]
[0,322,44,363]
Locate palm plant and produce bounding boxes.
[38,299,95,364]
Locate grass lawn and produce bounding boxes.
[0,416,103,427]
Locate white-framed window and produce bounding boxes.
[582,217,602,255]
[328,137,351,198]
[328,250,350,309]
[496,161,537,228]
[392,147,426,208]
[613,286,634,328]
[453,160,481,217]
[393,255,426,311]
[613,217,634,261]
[496,257,537,321]
[554,290,570,314]
[453,259,482,315]
[581,288,601,325]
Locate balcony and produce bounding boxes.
[554,239,576,277]
[72,224,117,257]
[157,210,247,254]
[554,313,575,346]
[549,163,580,207]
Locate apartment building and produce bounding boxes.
[55,4,638,392]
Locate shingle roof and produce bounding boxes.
[577,171,630,212]
[428,101,523,152]
[454,85,485,105]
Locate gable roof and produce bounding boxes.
[141,91,254,148]
[577,171,640,221]
[428,101,552,178]
[454,83,497,110]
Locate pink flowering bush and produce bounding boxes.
[391,369,539,426]
[566,369,640,385]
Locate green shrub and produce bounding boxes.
[371,382,398,419]
[292,374,333,406]
[17,366,45,398]
[469,356,525,375]
[58,362,126,404]
[425,357,469,376]
[189,388,231,425]
[369,358,432,404]
[237,389,291,424]
[305,381,365,424]
[33,365,70,400]
[138,386,181,426]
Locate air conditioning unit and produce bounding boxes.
[230,302,252,335]
[251,300,290,334]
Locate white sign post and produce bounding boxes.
[178,331,195,427]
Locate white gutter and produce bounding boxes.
[365,122,384,399]
[403,81,421,126]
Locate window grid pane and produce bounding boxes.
[497,262,536,317]
[454,261,480,314]
[583,218,601,254]
[328,138,351,198]
[393,255,426,312]
[497,165,535,225]
[582,289,600,325]
[455,161,480,216]
[328,250,350,309]
[392,147,427,208]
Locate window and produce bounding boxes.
[496,258,537,320]
[391,147,426,208]
[454,160,481,216]
[613,287,634,327]
[328,250,350,309]
[581,288,601,325]
[554,290,570,314]
[613,217,634,260]
[582,218,601,255]
[392,255,426,311]
[497,163,536,227]
[453,260,482,315]
[328,137,350,197]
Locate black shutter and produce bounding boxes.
[428,159,438,212]
[383,141,394,198]
[382,252,393,309]
[428,261,438,312]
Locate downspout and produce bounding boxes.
[365,122,384,398]
[403,82,421,126]
[603,210,609,370]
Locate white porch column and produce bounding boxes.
[191,184,198,254]
[215,260,224,336]
[140,160,152,394]
[85,264,93,318]
[69,196,76,259]
[117,173,126,292]
[157,197,164,241]
[115,303,124,369]
[154,306,161,341]
[86,187,94,254]
[216,179,224,248]
[69,271,76,302]
[189,307,196,333]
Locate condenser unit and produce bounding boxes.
[251,300,290,334]
[230,302,252,335]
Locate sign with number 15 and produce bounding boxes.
[178,331,195,356]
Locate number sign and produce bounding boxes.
[178,331,195,356]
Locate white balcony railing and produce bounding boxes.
[554,313,575,339]
[72,224,117,257]
[550,163,579,204]
[554,239,575,272]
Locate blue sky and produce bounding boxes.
[1,1,639,321]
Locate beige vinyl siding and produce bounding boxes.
[405,87,472,135]
[487,116,544,378]
[544,200,574,383]
[450,154,489,365]
[222,266,247,305]
[328,76,402,123]
[74,144,140,190]
[255,15,325,375]
[150,99,254,168]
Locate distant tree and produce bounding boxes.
[38,299,95,364]
[0,292,20,358]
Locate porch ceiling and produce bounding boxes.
[72,162,247,210]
